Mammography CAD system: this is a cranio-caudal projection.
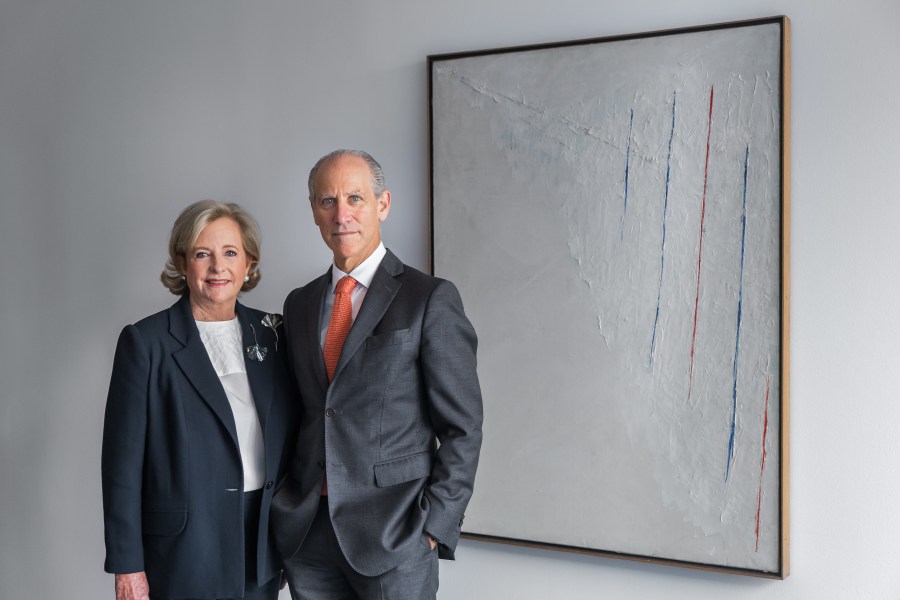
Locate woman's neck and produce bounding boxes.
[190,300,236,322]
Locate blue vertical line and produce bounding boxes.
[725,145,750,481]
[648,93,676,367]
[620,108,634,240]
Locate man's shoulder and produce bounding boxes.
[396,261,433,282]
[393,263,469,314]
[383,250,445,287]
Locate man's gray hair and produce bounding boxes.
[307,149,386,200]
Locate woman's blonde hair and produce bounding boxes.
[160,200,262,296]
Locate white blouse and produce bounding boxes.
[195,317,265,491]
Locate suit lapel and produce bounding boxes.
[332,250,404,383]
[236,302,273,432]
[170,296,240,449]
[307,271,331,392]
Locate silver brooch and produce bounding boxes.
[261,314,283,351]
[246,323,268,362]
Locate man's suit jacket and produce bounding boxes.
[101,295,299,599]
[271,249,483,577]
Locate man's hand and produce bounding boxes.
[424,534,437,551]
[115,572,149,600]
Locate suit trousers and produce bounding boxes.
[283,500,439,600]
[150,490,279,600]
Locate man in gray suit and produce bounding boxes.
[271,149,483,599]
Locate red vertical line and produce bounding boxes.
[687,86,715,400]
[754,376,771,552]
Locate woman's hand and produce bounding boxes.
[115,572,149,600]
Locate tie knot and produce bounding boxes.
[336,276,357,295]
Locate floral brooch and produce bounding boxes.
[246,313,283,362]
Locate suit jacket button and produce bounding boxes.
[265,480,274,489]
[325,407,336,417]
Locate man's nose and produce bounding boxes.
[334,200,352,222]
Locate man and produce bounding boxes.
[271,149,483,599]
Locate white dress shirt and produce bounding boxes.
[196,317,265,491]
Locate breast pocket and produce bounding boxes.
[365,328,413,349]
[362,328,419,399]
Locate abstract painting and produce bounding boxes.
[429,17,790,577]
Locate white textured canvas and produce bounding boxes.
[431,20,786,574]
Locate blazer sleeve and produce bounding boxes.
[420,280,484,556]
[101,324,150,574]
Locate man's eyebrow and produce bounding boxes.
[318,188,364,197]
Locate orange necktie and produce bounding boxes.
[323,275,357,382]
[321,275,356,496]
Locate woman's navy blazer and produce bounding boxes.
[101,295,299,599]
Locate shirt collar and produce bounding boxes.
[329,242,386,294]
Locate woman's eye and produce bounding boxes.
[195,251,209,259]
[225,250,237,257]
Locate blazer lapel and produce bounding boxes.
[332,250,404,383]
[236,302,274,432]
[307,271,331,393]
[170,296,239,448]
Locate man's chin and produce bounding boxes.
[330,246,358,259]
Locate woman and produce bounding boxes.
[101,200,298,600]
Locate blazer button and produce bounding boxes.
[265,480,274,490]
[325,407,336,417]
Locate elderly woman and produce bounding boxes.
[101,201,298,600]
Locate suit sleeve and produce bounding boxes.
[420,280,484,556]
[101,324,150,574]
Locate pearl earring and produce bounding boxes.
[180,275,186,281]
[244,275,250,283]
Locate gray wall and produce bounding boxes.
[2,1,899,598]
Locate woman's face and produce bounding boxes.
[183,217,251,321]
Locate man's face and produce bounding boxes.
[310,154,391,273]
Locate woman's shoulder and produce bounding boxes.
[131,307,171,328]
[122,300,187,342]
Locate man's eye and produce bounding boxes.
[321,197,336,206]
[349,195,363,203]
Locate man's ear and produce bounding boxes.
[377,190,391,222]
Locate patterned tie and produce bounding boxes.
[321,275,356,496]
[323,275,357,382]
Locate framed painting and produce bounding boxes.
[429,16,790,578]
